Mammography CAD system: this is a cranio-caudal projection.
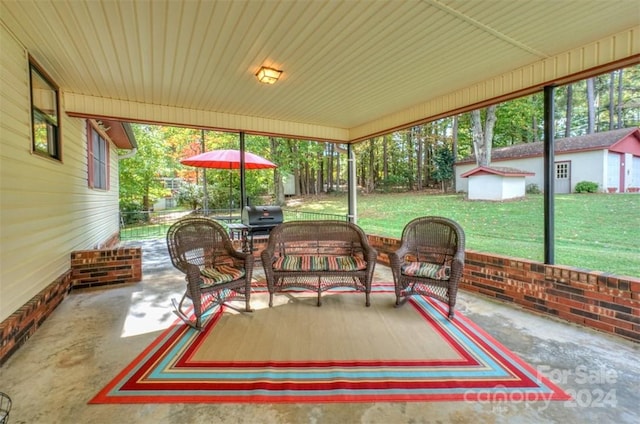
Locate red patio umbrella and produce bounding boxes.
[180,149,277,215]
[180,149,277,170]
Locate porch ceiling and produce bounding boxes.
[1,0,639,142]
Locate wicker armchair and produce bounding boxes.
[166,217,253,329]
[390,216,465,318]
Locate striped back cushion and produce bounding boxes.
[200,264,246,287]
[273,255,367,272]
[401,261,450,280]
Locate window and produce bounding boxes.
[555,162,569,179]
[30,58,60,160]
[88,121,110,190]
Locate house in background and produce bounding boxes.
[455,127,640,194]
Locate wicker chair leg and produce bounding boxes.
[171,298,200,329]
[394,295,410,308]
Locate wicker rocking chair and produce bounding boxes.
[390,216,465,319]
[167,217,254,329]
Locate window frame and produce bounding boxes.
[29,57,61,161]
[87,120,110,191]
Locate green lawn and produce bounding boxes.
[286,192,640,278]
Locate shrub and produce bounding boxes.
[119,200,148,224]
[575,181,599,193]
[526,183,541,194]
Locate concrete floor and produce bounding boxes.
[1,238,638,424]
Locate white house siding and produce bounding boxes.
[569,150,605,192]
[606,152,621,192]
[456,150,609,194]
[0,25,121,322]
[468,175,500,200]
[502,177,526,199]
[631,156,640,189]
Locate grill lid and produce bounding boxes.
[241,205,283,227]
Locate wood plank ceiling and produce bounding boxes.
[1,0,639,142]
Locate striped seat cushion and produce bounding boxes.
[273,255,367,272]
[401,261,450,280]
[200,264,246,287]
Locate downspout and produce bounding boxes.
[543,85,555,264]
[117,122,138,160]
[117,148,137,160]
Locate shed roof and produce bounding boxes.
[460,166,535,178]
[457,127,640,164]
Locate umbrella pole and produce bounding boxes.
[201,130,208,216]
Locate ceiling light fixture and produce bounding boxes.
[256,66,282,84]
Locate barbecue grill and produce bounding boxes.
[241,205,283,250]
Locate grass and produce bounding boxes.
[286,192,640,278]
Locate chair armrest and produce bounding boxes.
[389,244,410,278]
[184,263,203,300]
[449,249,465,282]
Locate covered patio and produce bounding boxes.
[1,238,638,422]
[1,1,639,422]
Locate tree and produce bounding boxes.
[119,125,172,211]
[565,84,573,137]
[586,77,596,133]
[432,144,454,192]
[470,106,497,166]
[175,181,203,210]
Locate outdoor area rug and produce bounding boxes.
[90,284,570,404]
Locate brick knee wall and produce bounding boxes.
[70,247,142,289]
[0,246,142,365]
[0,270,72,366]
[367,234,640,343]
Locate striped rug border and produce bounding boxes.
[90,284,570,404]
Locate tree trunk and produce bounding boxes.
[452,115,458,192]
[407,128,414,190]
[416,127,423,190]
[608,72,615,130]
[565,85,573,137]
[336,145,341,192]
[471,106,497,167]
[270,137,285,205]
[586,77,596,134]
[317,150,323,195]
[368,138,375,193]
[617,69,624,128]
[531,96,539,142]
[383,134,389,180]
[289,140,300,196]
[318,151,324,195]
[327,143,334,192]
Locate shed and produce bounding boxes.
[461,166,535,201]
[455,127,640,194]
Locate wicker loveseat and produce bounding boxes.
[261,220,377,307]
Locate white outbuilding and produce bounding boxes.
[460,166,535,201]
